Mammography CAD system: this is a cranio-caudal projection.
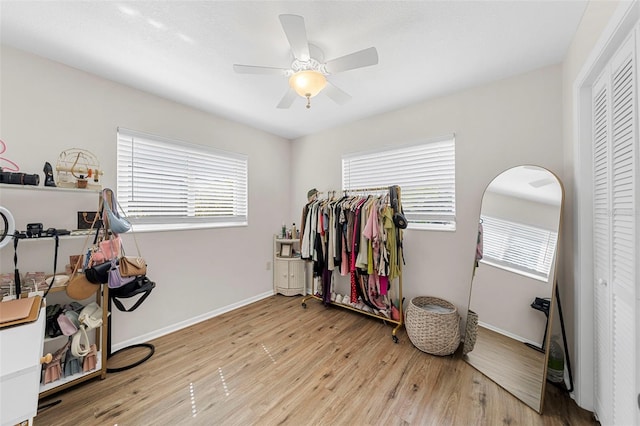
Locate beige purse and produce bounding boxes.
[119,256,146,277]
[119,225,147,277]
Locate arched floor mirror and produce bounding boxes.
[464,165,563,413]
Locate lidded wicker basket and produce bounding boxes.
[462,309,478,355]
[405,296,461,356]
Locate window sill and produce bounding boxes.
[479,259,548,282]
[126,221,248,233]
[408,222,456,232]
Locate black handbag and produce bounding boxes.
[77,211,102,230]
[85,261,111,284]
[389,185,408,229]
[45,304,63,338]
[110,275,156,312]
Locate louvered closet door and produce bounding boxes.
[592,31,638,426]
[610,34,638,426]
[592,70,612,425]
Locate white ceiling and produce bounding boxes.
[0,1,587,140]
[486,165,562,206]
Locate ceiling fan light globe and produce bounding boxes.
[289,70,326,98]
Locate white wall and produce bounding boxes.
[470,264,550,344]
[290,65,564,326]
[0,45,291,349]
[482,191,561,230]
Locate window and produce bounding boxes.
[342,135,455,230]
[480,215,557,281]
[117,128,248,230]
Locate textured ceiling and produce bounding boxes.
[0,1,588,140]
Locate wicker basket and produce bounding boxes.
[405,296,461,356]
[462,309,478,355]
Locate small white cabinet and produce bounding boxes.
[273,237,306,296]
[0,306,45,426]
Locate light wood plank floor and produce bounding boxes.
[464,326,546,412]
[35,295,597,426]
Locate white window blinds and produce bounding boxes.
[480,215,557,281]
[342,136,456,229]
[117,128,248,228]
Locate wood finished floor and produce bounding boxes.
[35,295,597,426]
[464,326,546,412]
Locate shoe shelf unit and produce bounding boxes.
[38,283,108,398]
[273,236,306,296]
[0,184,108,399]
[301,278,404,343]
[300,185,405,343]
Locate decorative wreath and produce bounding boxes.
[56,148,103,188]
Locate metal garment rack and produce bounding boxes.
[301,185,404,343]
[106,296,155,373]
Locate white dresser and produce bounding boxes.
[1,306,46,426]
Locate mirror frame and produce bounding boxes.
[464,165,564,413]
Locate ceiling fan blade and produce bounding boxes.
[233,64,288,75]
[325,47,379,74]
[324,81,352,105]
[277,88,297,109]
[279,14,310,61]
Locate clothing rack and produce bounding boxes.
[301,185,405,343]
[344,186,390,192]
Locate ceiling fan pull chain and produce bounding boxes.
[306,95,311,109]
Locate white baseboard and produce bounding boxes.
[478,320,541,348]
[111,291,274,353]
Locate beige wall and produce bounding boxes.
[0,45,291,349]
[291,64,564,325]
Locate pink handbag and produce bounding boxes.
[43,341,70,384]
[91,236,122,264]
[82,344,97,372]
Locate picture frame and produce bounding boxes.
[280,243,292,258]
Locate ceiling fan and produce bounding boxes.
[233,14,379,109]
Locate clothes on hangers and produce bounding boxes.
[299,187,405,314]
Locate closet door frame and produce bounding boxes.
[573,0,640,416]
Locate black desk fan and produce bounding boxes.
[525,286,574,392]
[526,297,551,353]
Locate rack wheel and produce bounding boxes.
[392,335,399,344]
[302,302,307,308]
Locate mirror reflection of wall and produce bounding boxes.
[465,165,563,413]
[475,189,560,345]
